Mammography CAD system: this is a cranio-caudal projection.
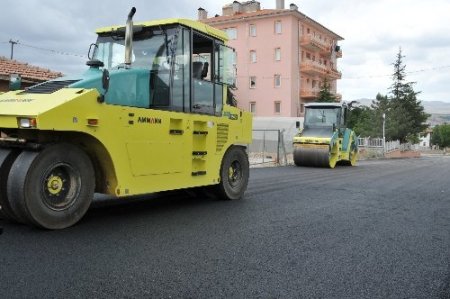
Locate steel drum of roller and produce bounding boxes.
[293,145,335,168]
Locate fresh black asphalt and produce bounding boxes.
[1,156,450,298]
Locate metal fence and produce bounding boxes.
[249,133,421,166]
[357,137,409,153]
[249,129,289,166]
[357,137,384,148]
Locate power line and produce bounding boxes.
[345,65,450,79]
[17,41,87,58]
[2,40,87,58]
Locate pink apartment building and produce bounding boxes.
[199,0,343,117]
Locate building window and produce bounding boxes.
[249,24,256,37]
[224,28,237,40]
[249,76,256,88]
[274,101,281,114]
[250,102,256,114]
[275,48,281,61]
[250,50,257,63]
[275,21,282,34]
[274,74,281,87]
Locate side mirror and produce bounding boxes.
[87,43,98,60]
[102,69,110,91]
[98,69,110,103]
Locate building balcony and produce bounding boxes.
[300,61,327,76]
[328,68,342,80]
[300,61,342,80]
[300,89,320,100]
[300,35,331,54]
[300,88,342,101]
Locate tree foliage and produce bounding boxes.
[347,48,429,142]
[316,78,336,103]
[431,124,450,148]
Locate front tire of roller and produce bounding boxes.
[7,144,95,229]
[216,146,249,200]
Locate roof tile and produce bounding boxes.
[0,56,63,81]
[203,9,283,23]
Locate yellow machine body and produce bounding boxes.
[0,12,255,229]
[0,17,251,204]
[0,88,251,196]
[293,103,358,168]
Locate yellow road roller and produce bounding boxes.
[293,103,358,168]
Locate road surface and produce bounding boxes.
[1,156,450,298]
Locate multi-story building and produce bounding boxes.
[199,0,343,117]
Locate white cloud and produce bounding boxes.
[1,0,449,102]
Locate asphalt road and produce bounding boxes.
[1,156,450,298]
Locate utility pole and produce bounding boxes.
[9,39,19,60]
[382,113,386,154]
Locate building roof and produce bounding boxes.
[0,56,63,82]
[203,8,344,40]
[96,18,228,41]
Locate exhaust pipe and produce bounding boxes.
[125,7,136,67]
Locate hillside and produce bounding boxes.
[355,99,450,125]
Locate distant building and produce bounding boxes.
[0,56,63,92]
[199,0,343,117]
[420,128,433,148]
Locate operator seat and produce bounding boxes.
[193,62,203,79]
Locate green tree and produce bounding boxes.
[370,93,390,139]
[431,126,440,146]
[431,124,450,148]
[388,48,429,142]
[316,78,336,103]
[347,105,376,137]
[343,49,429,142]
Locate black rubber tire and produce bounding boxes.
[7,144,95,229]
[0,149,21,222]
[215,146,249,200]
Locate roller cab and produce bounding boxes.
[293,103,358,168]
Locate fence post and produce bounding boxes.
[281,129,287,166]
[277,130,280,165]
[262,130,266,164]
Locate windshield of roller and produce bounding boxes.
[304,107,340,127]
[93,26,178,70]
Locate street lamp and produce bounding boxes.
[382,113,386,154]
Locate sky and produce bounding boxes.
[1,0,450,102]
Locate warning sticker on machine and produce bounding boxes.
[0,99,35,103]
